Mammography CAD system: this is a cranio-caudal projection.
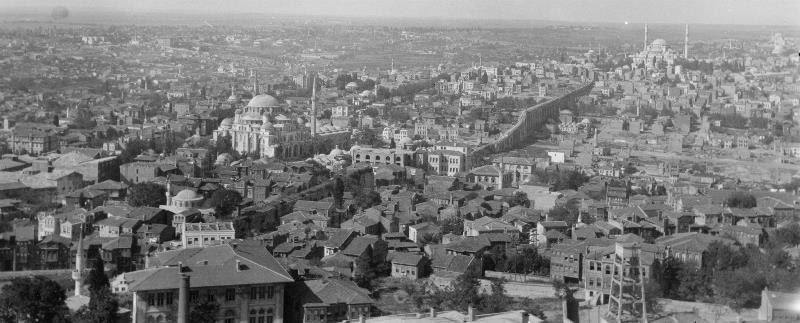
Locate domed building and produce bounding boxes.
[632,38,678,68]
[213,94,312,159]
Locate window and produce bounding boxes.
[257,309,265,323]
[257,286,266,299]
[267,286,274,299]
[190,291,199,302]
[225,288,236,302]
[206,293,215,303]
[250,287,257,299]
[165,292,173,305]
[147,293,155,306]
[249,310,257,323]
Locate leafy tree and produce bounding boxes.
[440,218,464,235]
[725,191,757,208]
[128,182,167,207]
[355,191,382,209]
[507,191,530,208]
[0,276,70,323]
[73,259,118,323]
[119,138,152,164]
[676,263,711,301]
[480,279,509,313]
[209,188,243,217]
[362,107,379,118]
[442,271,482,311]
[85,257,109,294]
[771,223,800,246]
[332,177,345,207]
[188,298,220,323]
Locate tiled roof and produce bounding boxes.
[302,279,373,306]
[390,252,424,266]
[130,242,292,292]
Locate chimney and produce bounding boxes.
[177,261,183,272]
[467,305,475,322]
[358,314,366,323]
[236,259,242,272]
[177,274,190,323]
[521,312,529,323]
[430,308,437,318]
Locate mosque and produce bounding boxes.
[213,92,351,159]
[631,24,687,68]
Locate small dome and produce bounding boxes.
[261,122,273,131]
[247,94,279,108]
[652,39,667,46]
[296,117,305,125]
[215,153,233,165]
[329,146,345,158]
[174,189,202,201]
[560,110,573,115]
[241,112,262,121]
[220,118,234,126]
[360,90,372,97]
[345,82,359,89]
[398,137,412,146]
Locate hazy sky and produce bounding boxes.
[4,0,800,25]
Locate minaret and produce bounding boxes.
[684,24,689,59]
[311,76,317,139]
[252,71,258,96]
[165,177,172,206]
[72,223,85,297]
[644,24,648,51]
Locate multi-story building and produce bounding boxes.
[293,279,373,323]
[466,165,512,190]
[182,222,236,248]
[128,242,293,323]
[9,124,60,155]
[422,150,466,176]
[350,146,414,167]
[214,95,349,159]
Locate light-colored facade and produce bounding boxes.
[129,243,293,323]
[182,222,236,248]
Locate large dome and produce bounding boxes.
[174,189,202,201]
[220,118,234,126]
[247,94,279,108]
[652,39,667,46]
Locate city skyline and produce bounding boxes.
[2,0,800,26]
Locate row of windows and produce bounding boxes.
[146,292,174,307]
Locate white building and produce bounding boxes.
[181,222,236,248]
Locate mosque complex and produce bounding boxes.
[213,82,351,159]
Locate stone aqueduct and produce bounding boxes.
[470,82,595,166]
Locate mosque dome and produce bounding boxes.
[247,94,279,108]
[652,39,667,47]
[220,118,234,126]
[398,137,413,147]
[329,146,345,158]
[241,112,262,121]
[360,90,372,97]
[560,109,573,115]
[260,122,273,131]
[174,189,202,201]
[345,82,359,90]
[296,117,305,125]
[215,153,233,165]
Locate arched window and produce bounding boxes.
[224,310,236,323]
[249,309,258,323]
[257,309,266,323]
[385,156,391,161]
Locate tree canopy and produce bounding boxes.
[128,182,167,207]
[0,276,70,323]
[209,188,243,217]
